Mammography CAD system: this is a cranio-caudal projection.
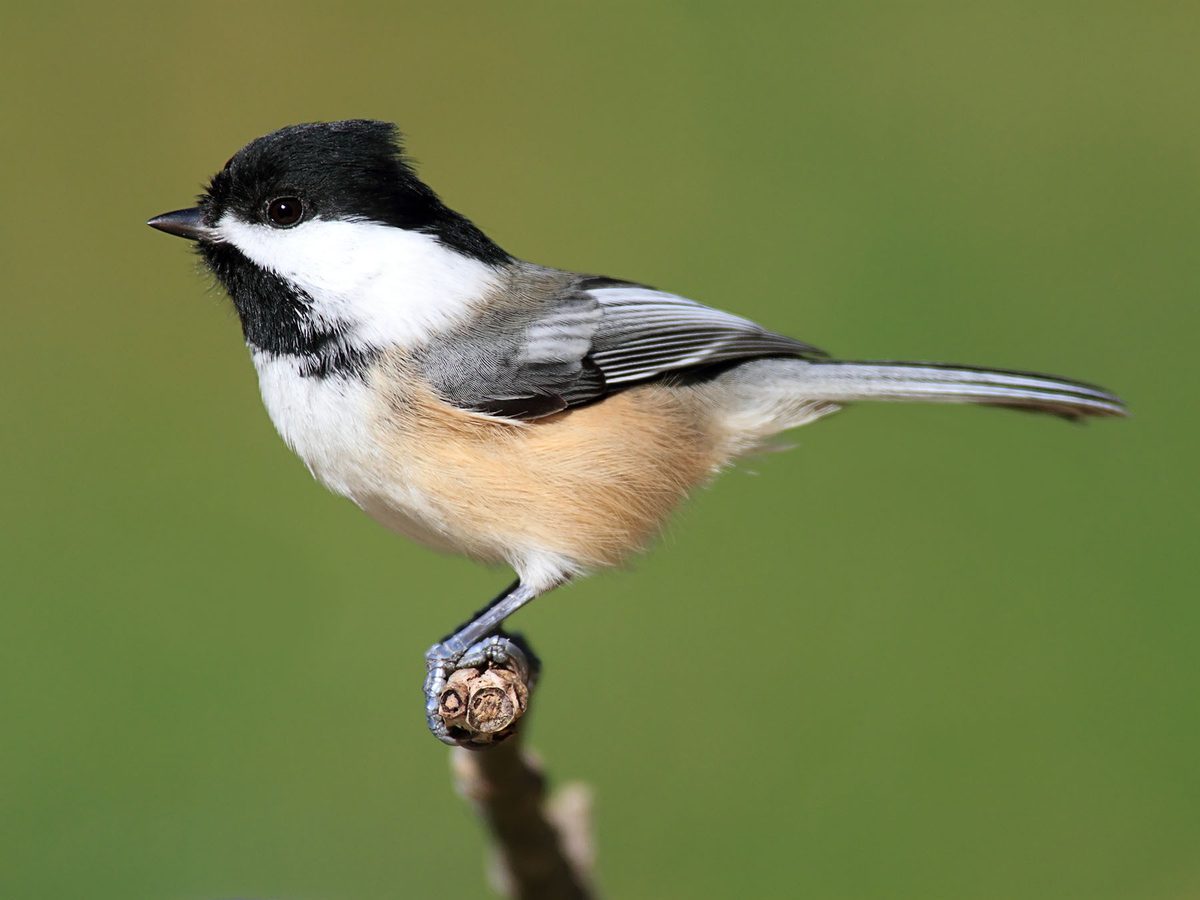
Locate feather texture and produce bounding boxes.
[588,286,821,383]
[417,269,821,418]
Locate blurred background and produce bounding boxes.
[2,3,1197,898]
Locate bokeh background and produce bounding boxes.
[3,3,1197,898]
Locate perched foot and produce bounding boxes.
[424,635,535,747]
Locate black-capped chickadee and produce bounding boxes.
[149,120,1124,746]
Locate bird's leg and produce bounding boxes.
[424,579,543,746]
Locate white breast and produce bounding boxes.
[251,352,466,554]
[253,353,378,493]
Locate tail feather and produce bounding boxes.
[786,359,1126,420]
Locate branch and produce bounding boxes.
[438,665,530,740]
[444,656,597,899]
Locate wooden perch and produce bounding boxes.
[444,650,596,898]
[438,665,530,741]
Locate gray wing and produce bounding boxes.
[419,273,823,419]
[584,279,822,386]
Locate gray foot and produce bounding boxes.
[424,635,531,746]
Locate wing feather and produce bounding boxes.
[418,272,821,419]
[587,285,822,385]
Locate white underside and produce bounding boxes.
[253,352,452,545]
[251,352,573,588]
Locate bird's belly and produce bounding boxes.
[353,492,467,554]
[366,366,730,578]
[254,351,732,585]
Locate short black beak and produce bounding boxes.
[147,207,211,241]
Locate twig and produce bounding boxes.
[446,657,597,899]
[438,665,530,741]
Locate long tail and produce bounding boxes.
[782,359,1126,420]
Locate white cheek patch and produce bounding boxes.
[217,216,498,347]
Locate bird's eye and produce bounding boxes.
[266,197,304,228]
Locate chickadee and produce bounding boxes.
[149,120,1124,746]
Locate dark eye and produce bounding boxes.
[266,197,303,227]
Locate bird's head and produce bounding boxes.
[149,120,508,360]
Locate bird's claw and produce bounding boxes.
[424,635,533,747]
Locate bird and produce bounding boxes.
[148,119,1124,746]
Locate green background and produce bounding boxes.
[3,3,1196,898]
